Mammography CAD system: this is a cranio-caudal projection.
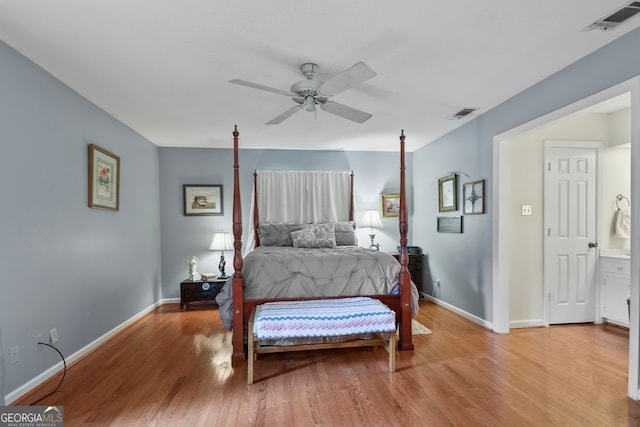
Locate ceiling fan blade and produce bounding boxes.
[321,101,372,123]
[266,105,303,125]
[229,79,294,97]
[318,62,377,97]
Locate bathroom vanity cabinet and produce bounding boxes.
[599,255,631,327]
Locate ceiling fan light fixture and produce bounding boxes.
[304,96,316,112]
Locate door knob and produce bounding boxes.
[588,242,598,248]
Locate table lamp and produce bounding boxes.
[209,231,233,279]
[361,210,383,250]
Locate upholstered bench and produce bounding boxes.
[247,297,396,384]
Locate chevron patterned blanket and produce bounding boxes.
[253,297,396,340]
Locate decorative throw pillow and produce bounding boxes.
[258,223,306,246]
[291,224,336,248]
[330,221,358,246]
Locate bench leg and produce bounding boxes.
[387,333,396,373]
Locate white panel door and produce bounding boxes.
[545,143,598,324]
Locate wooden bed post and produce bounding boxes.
[349,171,355,222]
[231,125,245,359]
[253,171,260,247]
[398,130,414,351]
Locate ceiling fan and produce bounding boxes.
[229,61,376,124]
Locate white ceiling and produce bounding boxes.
[1,1,639,152]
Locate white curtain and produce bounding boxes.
[246,170,353,251]
[257,170,352,223]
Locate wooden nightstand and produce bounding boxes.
[391,252,423,291]
[180,278,227,310]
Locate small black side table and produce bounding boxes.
[180,278,227,310]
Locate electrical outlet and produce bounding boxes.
[521,205,532,216]
[49,328,58,345]
[433,279,440,288]
[10,345,19,364]
[34,334,43,352]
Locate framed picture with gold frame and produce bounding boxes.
[380,193,400,217]
[88,144,120,211]
[438,173,457,212]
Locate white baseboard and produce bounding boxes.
[602,318,630,329]
[424,295,494,331]
[510,319,545,328]
[6,300,161,404]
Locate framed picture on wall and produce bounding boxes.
[463,179,485,214]
[438,173,457,212]
[88,144,120,211]
[381,193,400,217]
[183,185,223,216]
[437,216,463,233]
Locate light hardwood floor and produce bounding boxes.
[14,300,640,426]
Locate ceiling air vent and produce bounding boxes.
[449,108,477,120]
[583,1,640,31]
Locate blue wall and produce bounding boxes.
[0,41,162,398]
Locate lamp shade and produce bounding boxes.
[209,231,233,251]
[360,210,383,228]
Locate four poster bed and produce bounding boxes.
[223,126,415,358]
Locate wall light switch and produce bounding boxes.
[521,205,532,216]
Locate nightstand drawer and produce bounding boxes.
[180,279,226,310]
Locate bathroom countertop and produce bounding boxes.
[599,249,631,260]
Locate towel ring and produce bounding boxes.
[616,194,630,210]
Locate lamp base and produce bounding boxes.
[218,254,227,279]
[368,232,380,251]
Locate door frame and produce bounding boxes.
[492,76,640,399]
[542,140,603,326]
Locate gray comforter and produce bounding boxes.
[216,246,419,330]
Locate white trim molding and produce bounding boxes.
[425,295,493,331]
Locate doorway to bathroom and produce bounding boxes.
[493,77,638,398]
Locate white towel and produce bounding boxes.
[615,207,631,239]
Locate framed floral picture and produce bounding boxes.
[183,185,223,216]
[463,179,485,214]
[88,144,120,211]
[381,193,400,217]
[438,173,457,212]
